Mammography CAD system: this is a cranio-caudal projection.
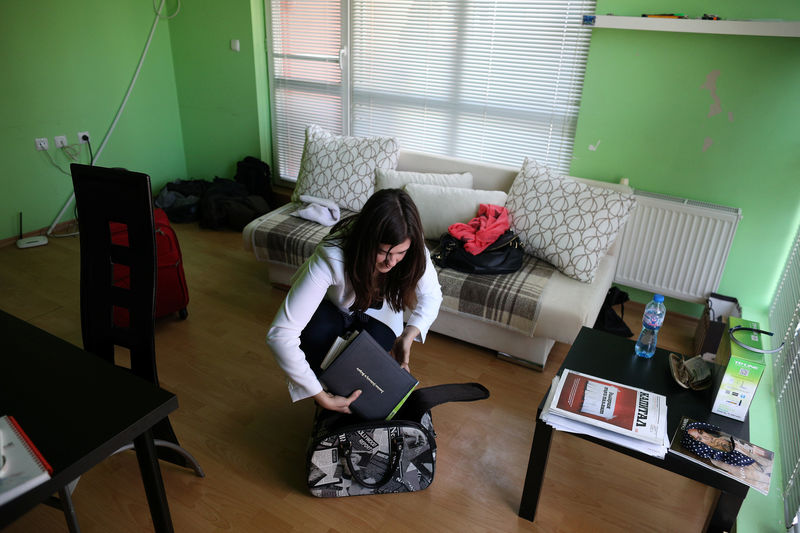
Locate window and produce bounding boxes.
[268,0,345,180]
[268,0,595,182]
[769,224,800,529]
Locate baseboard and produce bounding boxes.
[496,351,545,372]
[0,219,78,248]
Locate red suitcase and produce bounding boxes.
[111,208,189,326]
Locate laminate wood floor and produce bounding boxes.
[0,222,713,532]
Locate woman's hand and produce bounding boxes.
[391,325,420,372]
[314,389,362,413]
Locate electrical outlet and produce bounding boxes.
[35,137,49,151]
[54,135,68,148]
[78,131,90,144]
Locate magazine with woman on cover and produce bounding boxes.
[669,416,773,495]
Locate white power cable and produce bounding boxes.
[47,0,167,237]
[42,150,72,177]
[154,0,180,19]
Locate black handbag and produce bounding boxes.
[432,230,524,274]
[307,382,490,497]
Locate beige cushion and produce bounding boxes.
[532,247,619,344]
[375,168,473,191]
[505,158,635,283]
[404,183,508,240]
[292,125,399,211]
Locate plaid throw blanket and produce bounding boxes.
[433,254,554,337]
[251,203,356,265]
[250,202,553,337]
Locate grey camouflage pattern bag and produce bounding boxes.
[306,383,489,498]
[308,412,436,497]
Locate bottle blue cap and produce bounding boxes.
[654,294,664,303]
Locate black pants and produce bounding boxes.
[300,299,396,375]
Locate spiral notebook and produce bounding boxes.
[0,415,53,505]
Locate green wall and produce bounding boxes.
[0,0,186,240]
[0,0,270,242]
[168,0,269,181]
[572,5,800,320]
[573,2,800,530]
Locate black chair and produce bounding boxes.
[50,164,203,533]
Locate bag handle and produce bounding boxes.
[340,434,403,488]
[394,382,490,421]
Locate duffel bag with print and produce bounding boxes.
[307,382,490,497]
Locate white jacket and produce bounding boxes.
[267,241,443,402]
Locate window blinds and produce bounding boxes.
[350,0,595,173]
[268,0,595,181]
[269,0,344,180]
[769,224,800,529]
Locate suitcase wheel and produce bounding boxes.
[179,308,188,320]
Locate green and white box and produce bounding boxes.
[711,317,766,421]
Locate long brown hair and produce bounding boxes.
[328,188,426,312]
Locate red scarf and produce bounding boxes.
[447,204,510,255]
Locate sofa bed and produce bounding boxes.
[243,127,635,370]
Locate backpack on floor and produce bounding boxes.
[593,286,633,337]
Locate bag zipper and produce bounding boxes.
[485,232,520,252]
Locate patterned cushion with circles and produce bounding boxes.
[505,158,635,283]
[292,125,399,212]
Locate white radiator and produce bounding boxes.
[614,191,742,303]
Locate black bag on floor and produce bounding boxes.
[154,179,211,223]
[235,156,273,205]
[307,382,489,497]
[199,177,270,231]
[593,286,633,337]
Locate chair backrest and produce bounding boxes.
[71,163,160,384]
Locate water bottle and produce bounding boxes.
[635,294,666,358]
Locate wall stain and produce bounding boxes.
[701,70,723,118]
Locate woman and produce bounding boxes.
[267,188,442,414]
[686,425,735,454]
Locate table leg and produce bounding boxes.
[134,428,174,533]
[705,490,744,533]
[519,417,554,521]
[57,486,80,533]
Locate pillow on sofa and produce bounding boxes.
[505,157,635,283]
[404,183,508,240]
[375,168,473,191]
[292,125,399,211]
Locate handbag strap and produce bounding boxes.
[340,433,404,488]
[432,233,459,266]
[394,382,490,421]
[486,229,519,250]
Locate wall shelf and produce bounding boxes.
[582,15,800,38]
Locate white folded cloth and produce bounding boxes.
[290,195,341,226]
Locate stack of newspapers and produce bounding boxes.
[541,369,669,458]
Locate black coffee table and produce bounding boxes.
[518,327,749,533]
